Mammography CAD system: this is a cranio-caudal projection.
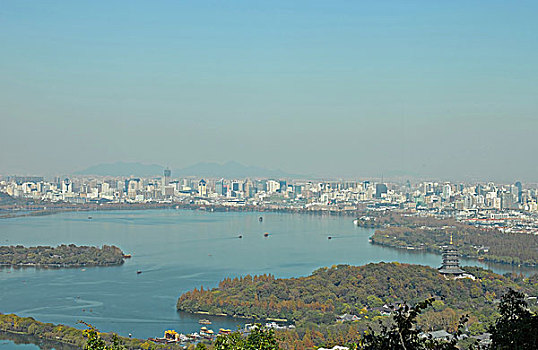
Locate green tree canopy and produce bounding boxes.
[489,289,538,349]
[213,324,278,350]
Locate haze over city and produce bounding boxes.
[1,1,537,182]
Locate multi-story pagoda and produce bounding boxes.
[439,234,465,276]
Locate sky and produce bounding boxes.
[1,1,537,182]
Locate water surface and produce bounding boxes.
[0,210,533,348]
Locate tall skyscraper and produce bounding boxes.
[501,191,515,210]
[375,183,387,198]
[163,168,171,186]
[162,168,172,196]
[278,180,287,193]
[216,179,225,196]
[244,179,253,198]
[231,181,240,192]
[515,181,523,203]
[442,183,452,200]
[267,180,280,193]
[61,178,72,194]
[198,179,207,197]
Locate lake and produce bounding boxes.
[0,209,533,349]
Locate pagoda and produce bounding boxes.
[438,233,465,276]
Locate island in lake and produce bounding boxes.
[0,244,126,267]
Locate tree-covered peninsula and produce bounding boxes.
[0,244,125,267]
[357,212,538,266]
[177,263,538,333]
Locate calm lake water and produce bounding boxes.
[0,209,534,349]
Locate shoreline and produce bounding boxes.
[0,313,182,350]
[0,261,124,268]
[0,329,78,349]
[0,202,363,220]
[3,204,536,271]
[187,310,274,322]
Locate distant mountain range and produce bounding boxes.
[74,161,303,178]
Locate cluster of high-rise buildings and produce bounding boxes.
[2,172,537,219]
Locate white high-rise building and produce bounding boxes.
[198,179,207,197]
[267,180,280,193]
[442,184,452,200]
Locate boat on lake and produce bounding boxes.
[198,319,211,325]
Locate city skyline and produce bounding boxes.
[1,1,537,181]
[4,170,538,232]
[1,160,535,184]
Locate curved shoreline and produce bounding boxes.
[0,329,79,350]
[0,202,363,220]
[3,206,535,272]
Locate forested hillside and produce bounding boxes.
[177,262,538,332]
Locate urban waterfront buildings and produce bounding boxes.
[1,172,538,234]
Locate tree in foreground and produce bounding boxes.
[489,288,538,349]
[81,322,126,350]
[213,324,279,350]
[360,298,467,350]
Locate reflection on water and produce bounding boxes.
[0,209,536,350]
[0,332,77,350]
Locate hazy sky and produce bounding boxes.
[1,1,537,181]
